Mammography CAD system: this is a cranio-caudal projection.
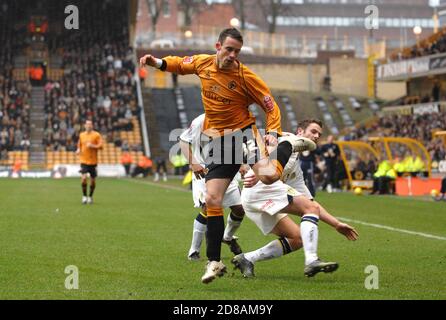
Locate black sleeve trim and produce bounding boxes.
[160,59,167,71]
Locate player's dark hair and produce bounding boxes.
[218,28,243,44]
[297,119,323,131]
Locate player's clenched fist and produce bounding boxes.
[139,54,157,68]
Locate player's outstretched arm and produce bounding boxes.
[139,54,162,69]
[315,201,359,241]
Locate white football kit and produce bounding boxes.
[179,114,242,208]
[241,135,313,235]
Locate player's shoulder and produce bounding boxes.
[194,54,214,62]
[240,62,256,76]
[240,63,265,83]
[190,54,215,68]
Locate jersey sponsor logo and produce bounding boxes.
[263,96,274,112]
[183,56,194,64]
[203,90,232,105]
[228,80,237,90]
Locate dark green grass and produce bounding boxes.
[1,178,445,300]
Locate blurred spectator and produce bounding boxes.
[131,155,152,178]
[20,134,30,151]
[319,135,340,193]
[432,80,441,102]
[28,64,44,85]
[139,67,147,84]
[0,148,7,161]
[300,150,317,197]
[433,176,446,201]
[371,159,396,195]
[171,152,188,176]
[154,156,168,182]
[12,158,22,174]
[120,151,133,176]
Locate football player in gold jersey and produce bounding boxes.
[140,28,316,283]
[76,120,103,204]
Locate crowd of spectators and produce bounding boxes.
[43,0,141,152]
[344,111,446,163]
[389,27,446,62]
[0,1,31,161]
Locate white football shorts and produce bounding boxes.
[241,173,312,235]
[192,175,242,208]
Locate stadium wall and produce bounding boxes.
[377,81,407,100]
[329,57,368,96]
[329,57,406,99]
[144,64,327,92]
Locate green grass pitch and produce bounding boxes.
[1,178,445,300]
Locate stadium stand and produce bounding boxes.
[315,97,340,135]
[181,86,204,122]
[150,88,180,157]
[0,0,31,169]
[174,87,189,129]
[331,97,354,128]
[367,99,380,113]
[345,112,446,163]
[24,0,145,169]
[279,95,298,133]
[389,27,446,62]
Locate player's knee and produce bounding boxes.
[205,193,223,207]
[288,236,302,251]
[258,173,279,185]
[303,202,320,216]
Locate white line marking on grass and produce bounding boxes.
[125,180,446,241]
[339,216,446,241]
[123,178,190,193]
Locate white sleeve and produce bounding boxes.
[179,114,205,145]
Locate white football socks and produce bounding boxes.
[223,213,242,242]
[244,239,285,264]
[301,214,319,265]
[188,218,207,256]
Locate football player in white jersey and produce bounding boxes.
[233,119,359,278]
[179,114,247,262]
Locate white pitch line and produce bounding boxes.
[124,179,446,241]
[123,178,190,193]
[338,216,446,241]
